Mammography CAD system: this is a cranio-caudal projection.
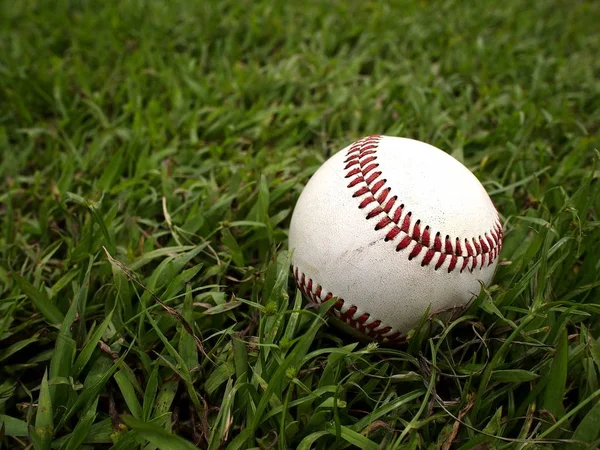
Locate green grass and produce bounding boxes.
[1,0,599,448]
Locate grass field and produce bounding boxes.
[1,0,600,448]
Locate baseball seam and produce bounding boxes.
[293,265,406,343]
[344,135,503,273]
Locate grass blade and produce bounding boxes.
[331,425,379,450]
[49,280,80,415]
[542,328,568,420]
[178,283,198,370]
[491,369,539,383]
[0,414,28,437]
[152,379,179,427]
[12,272,64,325]
[143,365,160,421]
[71,307,115,378]
[62,397,98,450]
[141,306,204,422]
[297,431,329,450]
[572,398,600,447]
[32,370,53,450]
[57,348,128,430]
[250,301,328,433]
[120,416,199,450]
[0,331,41,362]
[114,370,143,419]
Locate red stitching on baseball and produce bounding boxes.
[448,255,458,272]
[444,236,453,254]
[434,233,442,251]
[293,266,406,343]
[392,204,404,223]
[377,187,390,204]
[490,230,499,246]
[361,144,378,151]
[383,195,396,213]
[375,216,392,230]
[435,253,447,270]
[345,167,360,178]
[422,226,431,246]
[342,135,503,273]
[422,249,435,266]
[341,305,357,322]
[367,320,382,330]
[371,179,386,194]
[465,239,474,257]
[363,164,379,175]
[412,220,421,241]
[455,238,462,256]
[365,171,382,185]
[385,226,400,242]
[358,196,375,209]
[470,256,478,271]
[347,177,363,188]
[361,150,377,158]
[460,257,469,273]
[409,243,423,260]
[386,331,401,340]
[353,186,369,198]
[396,235,412,250]
[400,213,411,233]
[361,155,377,166]
[366,207,383,220]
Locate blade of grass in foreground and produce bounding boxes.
[572,397,600,448]
[49,274,81,420]
[57,346,130,431]
[71,307,115,378]
[30,370,53,450]
[114,369,143,419]
[541,328,568,421]
[297,425,379,450]
[0,415,28,437]
[121,416,199,450]
[62,397,98,450]
[12,273,64,325]
[473,311,538,420]
[141,305,204,422]
[152,379,179,429]
[249,301,329,434]
[142,365,160,422]
[208,378,241,450]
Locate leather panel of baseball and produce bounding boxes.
[288,136,502,341]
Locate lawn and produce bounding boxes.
[1,0,600,448]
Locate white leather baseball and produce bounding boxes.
[288,135,502,343]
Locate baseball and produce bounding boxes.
[288,135,503,343]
